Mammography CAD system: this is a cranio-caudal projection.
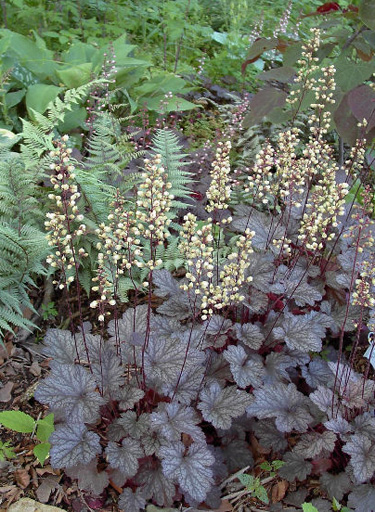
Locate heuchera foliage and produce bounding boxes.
[35,28,375,512]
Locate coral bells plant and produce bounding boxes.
[36,31,375,512]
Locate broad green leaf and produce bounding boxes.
[243,87,287,127]
[0,129,19,147]
[0,411,35,433]
[258,66,295,83]
[135,73,191,97]
[63,41,100,66]
[302,504,319,512]
[347,85,375,131]
[238,473,255,490]
[335,56,375,92]
[26,84,62,116]
[0,29,57,80]
[58,106,87,132]
[334,92,360,145]
[56,63,93,88]
[246,37,280,61]
[36,414,54,442]
[272,460,285,470]
[0,441,16,460]
[254,485,269,504]
[260,461,272,471]
[142,95,197,113]
[212,31,229,45]
[359,0,375,30]
[33,442,50,466]
[5,89,25,108]
[332,497,341,511]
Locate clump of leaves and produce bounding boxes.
[0,440,16,461]
[0,411,54,466]
[33,27,375,512]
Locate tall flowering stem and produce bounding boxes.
[45,135,90,362]
[206,140,232,214]
[179,213,254,320]
[91,191,144,326]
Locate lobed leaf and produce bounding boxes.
[160,441,214,504]
[49,424,101,469]
[34,363,106,423]
[198,382,253,430]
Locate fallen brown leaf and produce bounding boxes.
[211,499,233,511]
[0,486,17,494]
[36,465,58,476]
[29,361,42,377]
[271,479,288,503]
[0,381,14,402]
[36,476,60,503]
[14,469,30,489]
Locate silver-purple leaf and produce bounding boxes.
[42,328,84,364]
[221,438,254,473]
[253,419,288,451]
[157,294,191,319]
[353,413,375,441]
[49,424,101,469]
[152,269,181,297]
[247,383,313,432]
[135,460,176,507]
[231,206,285,251]
[301,358,334,388]
[198,382,253,429]
[162,365,204,404]
[324,416,351,435]
[34,363,105,423]
[309,385,337,417]
[106,437,143,478]
[65,459,109,495]
[151,402,205,443]
[343,434,375,483]
[205,315,232,335]
[204,352,232,387]
[159,441,214,503]
[278,452,312,482]
[223,345,264,388]
[108,412,150,442]
[145,334,204,388]
[91,344,123,398]
[273,311,329,352]
[234,322,264,350]
[293,431,337,459]
[118,384,145,411]
[118,487,146,512]
[320,471,351,501]
[347,484,375,512]
[245,252,274,292]
[263,351,294,384]
[108,305,149,344]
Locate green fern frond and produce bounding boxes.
[150,129,193,201]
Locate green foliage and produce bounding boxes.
[243,1,375,144]
[0,411,54,466]
[302,504,319,512]
[0,440,16,461]
[238,473,269,504]
[259,459,285,477]
[41,302,58,321]
[301,500,352,512]
[332,497,351,512]
[0,154,48,339]
[151,128,193,205]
